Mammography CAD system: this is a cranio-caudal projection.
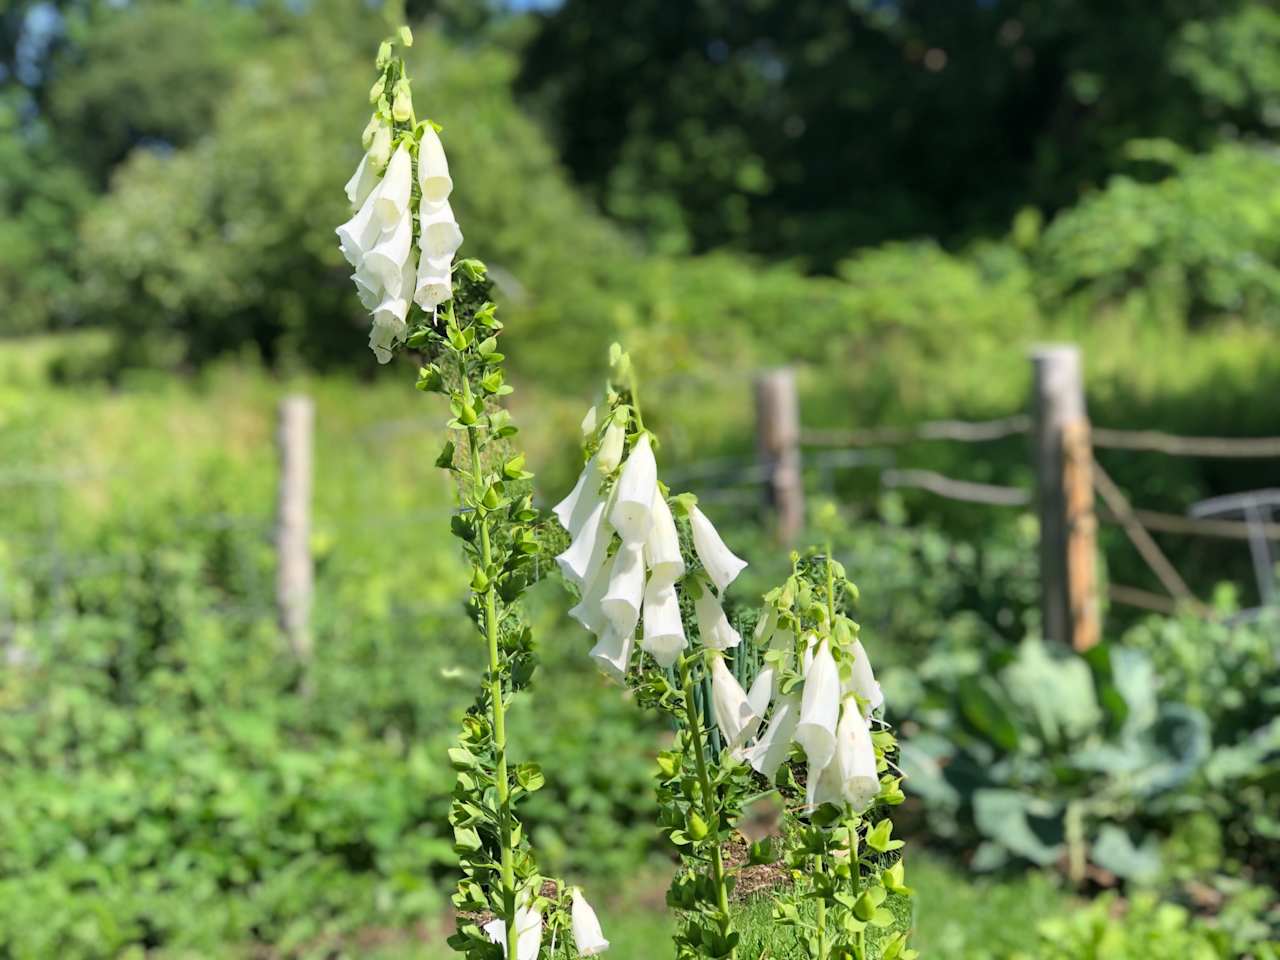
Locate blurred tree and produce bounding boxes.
[517,0,1280,269]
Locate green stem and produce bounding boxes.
[815,853,827,958]
[468,407,515,953]
[677,655,735,958]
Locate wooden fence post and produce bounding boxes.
[755,368,804,544]
[276,395,314,664]
[1031,346,1100,651]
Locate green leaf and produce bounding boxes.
[865,819,904,853]
[514,763,545,793]
[435,440,456,469]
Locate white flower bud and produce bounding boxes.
[589,622,634,685]
[688,505,747,593]
[417,124,453,204]
[419,196,464,259]
[596,418,626,474]
[644,491,684,585]
[570,888,610,957]
[483,903,542,960]
[710,655,761,754]
[344,151,380,210]
[694,589,741,651]
[640,576,686,668]
[601,541,645,636]
[795,639,840,772]
[554,499,612,588]
[609,434,657,545]
[747,693,800,779]
[580,404,599,437]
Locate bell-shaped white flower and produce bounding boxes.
[747,665,774,717]
[483,903,543,960]
[640,576,686,668]
[419,197,464,259]
[373,142,413,226]
[367,255,414,363]
[553,453,603,537]
[589,622,634,685]
[609,434,657,545]
[568,560,610,636]
[368,317,400,365]
[644,491,684,584]
[414,252,453,310]
[363,208,412,294]
[555,499,612,588]
[596,417,626,475]
[811,699,879,811]
[747,693,800,779]
[336,191,381,269]
[418,124,453,204]
[601,541,645,635]
[688,505,747,593]
[710,654,761,754]
[794,639,840,772]
[344,151,380,210]
[846,640,884,717]
[694,589,741,651]
[351,266,382,311]
[570,888,610,956]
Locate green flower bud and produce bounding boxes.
[470,567,489,592]
[368,75,386,105]
[397,25,414,46]
[392,79,413,123]
[687,812,709,840]
[361,115,380,150]
[368,121,393,171]
[376,41,392,69]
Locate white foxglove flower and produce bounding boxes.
[351,266,382,311]
[555,499,612,587]
[596,418,626,475]
[367,120,393,171]
[570,888,610,956]
[795,639,840,772]
[569,560,611,635]
[363,208,412,294]
[688,505,747,592]
[589,622,634,685]
[483,903,542,960]
[344,151,379,210]
[414,252,453,310]
[418,124,453,204]
[553,453,603,537]
[811,699,879,811]
[601,541,645,635]
[419,197,464,259]
[846,640,884,717]
[694,589,741,651]
[580,405,599,437]
[640,576,686,668]
[710,655,761,754]
[336,191,381,268]
[644,491,684,584]
[748,693,800,779]
[373,142,413,226]
[367,255,414,363]
[609,434,657,545]
[747,665,774,718]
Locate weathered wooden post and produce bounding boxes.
[276,394,314,664]
[755,368,804,544]
[1031,346,1100,651]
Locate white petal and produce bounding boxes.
[694,589,741,651]
[580,405,599,437]
[344,151,379,210]
[747,693,800,779]
[589,622,634,685]
[553,453,603,536]
[336,192,381,268]
[485,904,543,960]
[710,655,761,754]
[838,701,880,810]
[417,124,453,204]
[609,434,657,545]
[641,577,686,668]
[419,197,464,259]
[554,499,612,588]
[414,251,452,310]
[688,505,747,593]
[571,889,610,957]
[747,665,774,717]
[845,640,885,717]
[373,142,413,226]
[601,541,645,635]
[363,208,412,294]
[794,639,840,771]
[644,491,684,584]
[596,419,625,474]
[351,267,382,310]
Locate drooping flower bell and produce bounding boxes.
[609,434,657,544]
[589,623,635,685]
[343,151,380,211]
[601,541,646,635]
[417,124,453,204]
[688,505,747,592]
[555,499,612,588]
[747,693,801,779]
[794,639,840,772]
[419,197,464,259]
[553,453,604,537]
[483,902,543,960]
[570,888,610,956]
[372,141,413,226]
[846,640,885,717]
[640,576,686,668]
[694,588,742,651]
[811,698,879,811]
[710,654,761,754]
[644,491,685,584]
